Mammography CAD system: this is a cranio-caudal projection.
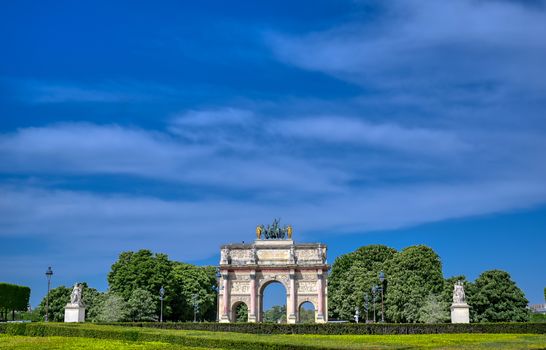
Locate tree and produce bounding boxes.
[127,288,157,321]
[108,250,172,302]
[468,270,529,322]
[96,293,128,322]
[0,283,30,321]
[385,245,444,323]
[166,262,217,321]
[37,286,71,322]
[418,293,449,323]
[264,305,286,323]
[235,303,248,322]
[328,245,397,320]
[82,286,104,322]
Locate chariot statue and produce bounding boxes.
[257,219,292,240]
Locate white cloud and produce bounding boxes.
[268,0,546,90]
[273,117,470,155]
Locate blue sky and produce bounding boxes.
[1,0,545,308]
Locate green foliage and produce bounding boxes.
[298,304,315,323]
[264,305,287,323]
[418,293,449,323]
[36,285,71,322]
[107,250,217,322]
[530,313,546,323]
[0,282,31,320]
[82,286,104,322]
[234,303,248,322]
[468,270,529,323]
[166,262,217,321]
[108,250,172,302]
[0,334,208,350]
[328,245,396,320]
[96,293,128,322]
[127,289,157,322]
[385,245,444,323]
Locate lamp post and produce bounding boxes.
[45,266,53,322]
[371,285,378,323]
[192,293,199,322]
[379,271,385,323]
[159,286,165,323]
[364,293,369,323]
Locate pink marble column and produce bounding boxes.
[317,270,324,318]
[222,273,229,316]
[250,271,256,319]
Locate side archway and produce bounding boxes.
[231,301,249,322]
[298,301,316,323]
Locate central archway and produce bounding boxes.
[259,280,288,323]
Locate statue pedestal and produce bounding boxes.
[450,303,470,323]
[64,304,85,323]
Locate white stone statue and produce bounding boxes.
[220,248,230,264]
[70,283,83,306]
[249,245,257,264]
[65,283,85,322]
[289,245,296,264]
[453,281,466,304]
[450,280,470,323]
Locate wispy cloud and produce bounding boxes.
[268,0,546,91]
[273,116,470,155]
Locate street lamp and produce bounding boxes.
[371,285,378,323]
[379,271,386,323]
[159,286,165,323]
[364,293,369,323]
[192,293,199,322]
[45,266,53,322]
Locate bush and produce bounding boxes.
[103,321,546,335]
[0,282,31,320]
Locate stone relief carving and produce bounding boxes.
[231,282,250,294]
[298,281,317,293]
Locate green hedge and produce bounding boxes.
[0,282,31,320]
[0,323,320,350]
[103,321,546,335]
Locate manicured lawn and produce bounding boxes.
[0,334,217,350]
[152,328,546,349]
[1,324,545,349]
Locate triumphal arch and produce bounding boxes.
[218,220,328,323]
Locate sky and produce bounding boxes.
[0,0,545,309]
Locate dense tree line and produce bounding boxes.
[329,244,529,323]
[0,282,30,321]
[36,249,217,322]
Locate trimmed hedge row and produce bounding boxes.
[0,282,31,320]
[0,323,319,350]
[104,321,546,335]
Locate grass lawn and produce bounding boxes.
[150,328,546,349]
[1,324,545,349]
[0,334,218,350]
